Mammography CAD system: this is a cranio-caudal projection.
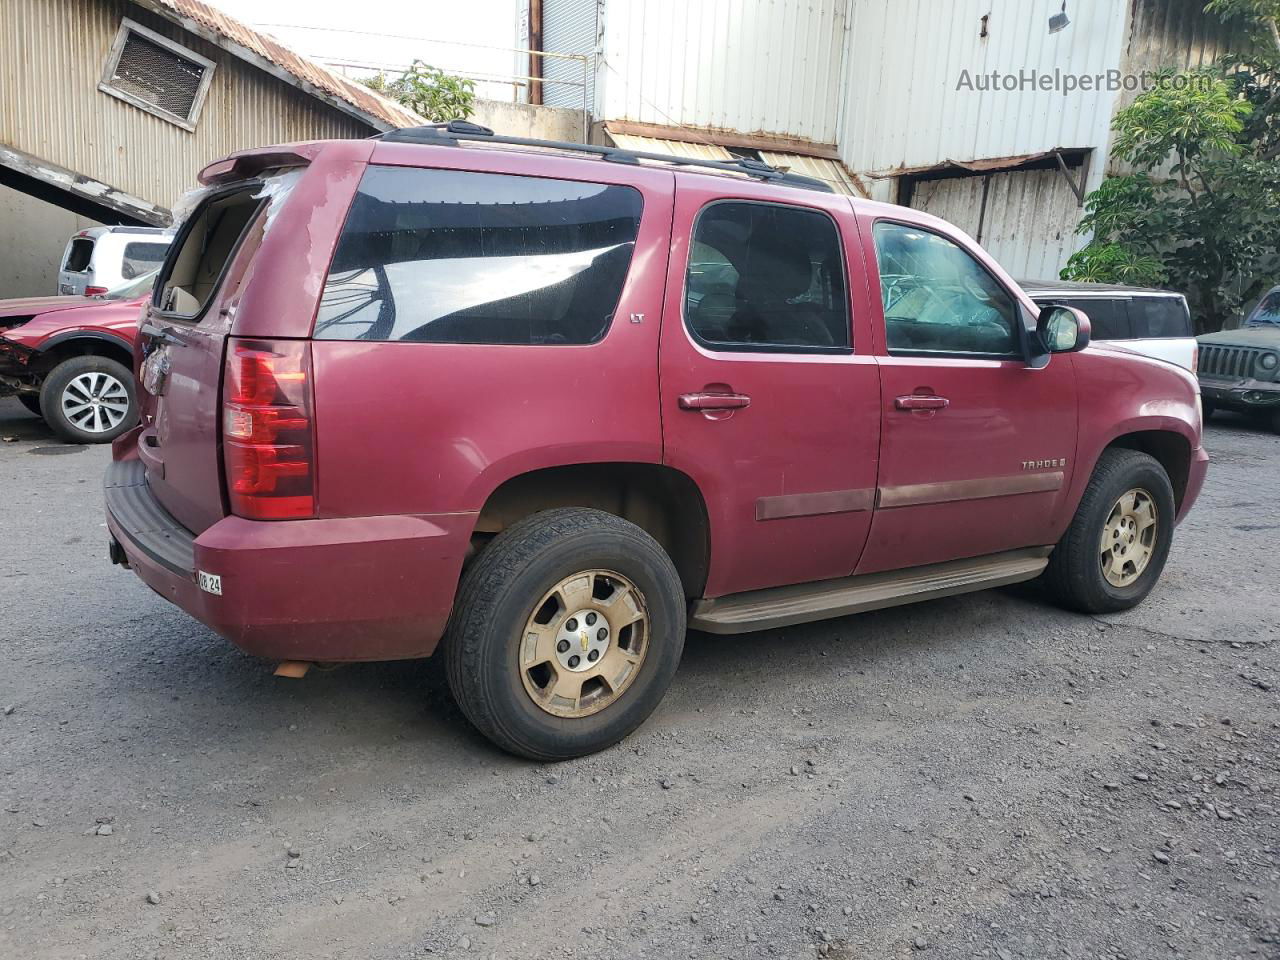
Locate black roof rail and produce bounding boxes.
[377,120,834,193]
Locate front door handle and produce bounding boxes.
[679,392,751,411]
[895,394,950,411]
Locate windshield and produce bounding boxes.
[1246,289,1280,327]
[105,269,160,301]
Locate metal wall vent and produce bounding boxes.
[100,19,216,131]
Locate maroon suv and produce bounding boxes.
[106,125,1208,760]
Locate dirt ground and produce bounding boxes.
[0,396,1277,960]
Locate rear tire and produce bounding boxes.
[18,394,42,417]
[39,356,138,444]
[1043,449,1175,614]
[444,508,686,761]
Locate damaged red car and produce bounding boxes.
[0,270,152,442]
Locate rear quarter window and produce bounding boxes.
[1129,297,1192,338]
[1039,297,1131,340]
[122,241,169,280]
[314,166,644,345]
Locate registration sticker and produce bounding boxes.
[197,571,223,596]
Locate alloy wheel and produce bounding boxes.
[60,371,130,435]
[1099,487,1158,588]
[518,569,650,718]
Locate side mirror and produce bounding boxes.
[1036,305,1091,354]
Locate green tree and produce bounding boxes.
[361,60,476,122]
[1062,3,1280,332]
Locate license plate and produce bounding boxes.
[198,571,223,596]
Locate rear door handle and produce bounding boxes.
[895,394,950,411]
[679,392,752,411]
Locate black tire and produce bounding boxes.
[444,508,686,761]
[38,356,138,444]
[1043,449,1176,614]
[18,394,42,418]
[1201,398,1215,421]
[1269,407,1280,434]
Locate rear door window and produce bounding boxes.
[314,166,643,345]
[1129,297,1191,338]
[1045,298,1132,340]
[683,201,850,352]
[64,237,94,272]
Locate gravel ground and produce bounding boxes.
[0,397,1277,960]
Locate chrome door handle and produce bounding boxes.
[679,392,751,411]
[895,394,949,411]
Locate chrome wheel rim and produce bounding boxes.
[1099,487,1158,588]
[518,569,649,718]
[61,372,129,434]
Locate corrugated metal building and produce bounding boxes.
[538,0,1240,277]
[0,0,419,296]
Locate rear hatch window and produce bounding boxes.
[63,237,94,272]
[156,185,265,318]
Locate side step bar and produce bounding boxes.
[689,547,1053,634]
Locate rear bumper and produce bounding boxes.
[1176,444,1209,525]
[105,458,472,662]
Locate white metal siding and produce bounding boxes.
[598,0,847,144]
[542,0,597,111]
[911,167,1086,280]
[837,0,1126,179]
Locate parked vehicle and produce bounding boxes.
[105,126,1207,760]
[57,226,170,296]
[0,271,153,442]
[1020,278,1197,371]
[1197,285,1280,430]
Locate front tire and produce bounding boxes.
[444,508,686,761]
[1043,449,1175,614]
[39,356,138,444]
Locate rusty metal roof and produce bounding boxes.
[140,0,423,130]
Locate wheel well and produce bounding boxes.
[34,338,133,377]
[1104,431,1192,510]
[474,463,711,598]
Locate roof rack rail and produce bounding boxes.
[378,120,834,193]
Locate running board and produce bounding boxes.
[689,547,1053,634]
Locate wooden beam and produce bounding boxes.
[604,120,841,160]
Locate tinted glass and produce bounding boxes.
[1045,298,1132,340]
[684,202,849,351]
[1129,297,1191,338]
[122,241,169,280]
[873,222,1019,355]
[64,238,93,272]
[315,167,643,345]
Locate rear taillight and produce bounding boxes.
[84,286,108,296]
[222,339,316,520]
[1191,342,1199,375]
